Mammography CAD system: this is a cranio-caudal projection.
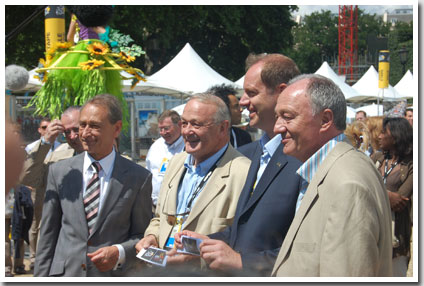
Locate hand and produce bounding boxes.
[388,191,409,212]
[87,246,119,272]
[44,119,64,144]
[135,235,158,254]
[174,230,208,250]
[165,248,200,265]
[200,239,242,271]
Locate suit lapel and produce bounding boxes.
[242,144,288,213]
[89,155,127,238]
[67,154,89,237]
[162,157,186,216]
[272,141,354,274]
[183,148,232,228]
[236,142,262,211]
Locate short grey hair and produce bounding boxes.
[62,106,81,117]
[189,93,231,125]
[82,94,122,124]
[288,74,347,130]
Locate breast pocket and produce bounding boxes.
[293,242,316,253]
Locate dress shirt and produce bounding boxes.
[176,144,228,220]
[82,148,124,270]
[295,133,346,212]
[254,134,282,189]
[146,136,185,206]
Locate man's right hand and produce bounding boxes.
[44,119,64,144]
[174,230,209,250]
[135,235,158,254]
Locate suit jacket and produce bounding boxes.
[272,141,392,277]
[230,127,252,148]
[34,152,152,277]
[144,145,251,248]
[209,141,302,276]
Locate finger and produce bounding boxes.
[87,249,101,257]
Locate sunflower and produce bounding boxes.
[129,70,146,89]
[55,42,72,50]
[79,59,105,71]
[87,42,109,56]
[34,70,48,83]
[119,51,135,63]
[38,57,51,68]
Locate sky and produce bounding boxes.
[296,4,413,16]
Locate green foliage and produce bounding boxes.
[109,28,146,57]
[388,21,413,85]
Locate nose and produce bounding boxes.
[239,93,249,108]
[273,117,287,135]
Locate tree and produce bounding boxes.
[6,5,298,82]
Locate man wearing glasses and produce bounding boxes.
[145,110,185,212]
[135,94,250,273]
[19,106,85,269]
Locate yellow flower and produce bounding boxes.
[55,42,72,50]
[119,51,135,63]
[87,42,109,55]
[79,59,105,71]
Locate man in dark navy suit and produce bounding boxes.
[174,54,302,276]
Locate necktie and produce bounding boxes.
[251,150,270,194]
[84,162,102,233]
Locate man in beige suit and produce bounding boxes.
[135,93,250,265]
[19,106,84,268]
[271,74,392,277]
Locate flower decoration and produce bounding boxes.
[87,42,109,56]
[79,59,105,71]
[128,69,146,89]
[119,51,135,63]
[55,42,72,51]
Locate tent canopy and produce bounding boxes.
[149,43,236,94]
[352,66,402,101]
[314,62,360,101]
[356,103,384,117]
[394,70,414,99]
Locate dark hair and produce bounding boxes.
[206,84,237,109]
[382,117,412,161]
[67,5,113,27]
[404,107,413,116]
[158,110,181,125]
[82,94,122,124]
[40,117,51,123]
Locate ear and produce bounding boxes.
[113,120,123,138]
[220,120,230,135]
[276,83,287,94]
[320,109,333,132]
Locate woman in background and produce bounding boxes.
[371,117,413,276]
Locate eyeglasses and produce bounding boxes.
[40,126,48,130]
[63,127,79,136]
[181,120,216,130]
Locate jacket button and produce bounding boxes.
[81,264,86,270]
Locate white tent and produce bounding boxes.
[149,43,236,94]
[346,106,356,121]
[235,76,244,88]
[315,62,360,101]
[352,66,402,101]
[394,70,414,99]
[356,103,384,117]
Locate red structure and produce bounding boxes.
[338,5,358,82]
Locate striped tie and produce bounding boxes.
[84,162,101,234]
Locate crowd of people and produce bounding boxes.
[5,52,413,278]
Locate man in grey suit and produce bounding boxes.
[34,94,152,276]
[271,74,392,276]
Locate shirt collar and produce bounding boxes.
[84,148,116,176]
[184,143,228,176]
[260,133,281,158]
[167,135,184,150]
[297,133,345,183]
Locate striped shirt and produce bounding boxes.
[295,133,346,212]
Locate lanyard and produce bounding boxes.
[383,158,398,184]
[181,145,228,214]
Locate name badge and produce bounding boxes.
[164,215,185,250]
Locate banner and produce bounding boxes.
[44,5,65,53]
[378,50,390,89]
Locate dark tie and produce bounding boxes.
[83,162,102,233]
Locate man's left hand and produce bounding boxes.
[87,246,119,272]
[200,239,242,271]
